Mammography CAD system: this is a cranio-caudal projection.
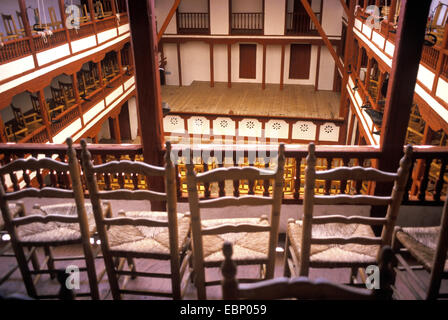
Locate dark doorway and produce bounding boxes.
[119,102,132,141]
[289,44,311,79]
[239,44,257,79]
[293,0,311,33]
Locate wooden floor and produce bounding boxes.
[162,82,341,119]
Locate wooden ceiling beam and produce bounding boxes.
[300,0,344,75]
[157,0,182,43]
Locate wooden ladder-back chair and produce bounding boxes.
[11,104,41,132]
[392,195,448,300]
[58,81,76,105]
[222,242,396,300]
[1,14,22,40]
[15,11,25,34]
[284,143,413,283]
[94,1,105,19]
[80,140,192,300]
[48,7,61,30]
[50,86,67,110]
[186,144,285,300]
[0,138,102,299]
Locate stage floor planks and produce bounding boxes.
[162,82,341,119]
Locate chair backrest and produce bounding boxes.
[0,138,91,247]
[50,86,66,106]
[58,81,75,101]
[300,143,413,271]
[186,144,285,279]
[80,139,180,258]
[11,104,25,127]
[221,242,396,300]
[2,14,19,36]
[15,11,23,30]
[48,7,60,29]
[29,94,42,114]
[94,1,105,18]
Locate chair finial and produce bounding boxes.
[66,137,73,148]
[221,242,238,299]
[165,141,172,165]
[308,142,315,154]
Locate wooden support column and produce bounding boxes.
[262,44,266,90]
[315,45,322,91]
[37,90,53,143]
[371,0,431,222]
[72,73,84,127]
[280,44,285,91]
[18,0,38,67]
[388,0,398,24]
[210,43,214,87]
[227,44,232,88]
[126,0,165,210]
[88,0,98,43]
[58,0,72,54]
[0,114,6,142]
[113,116,121,144]
[411,124,434,195]
[97,62,104,87]
[177,42,182,87]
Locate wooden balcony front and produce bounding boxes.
[176,12,210,35]
[285,12,320,35]
[230,12,264,35]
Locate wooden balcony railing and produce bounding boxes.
[32,29,68,53]
[421,45,441,70]
[285,12,320,35]
[231,13,264,35]
[1,144,446,207]
[177,12,210,34]
[69,22,95,41]
[0,37,32,64]
[96,16,118,32]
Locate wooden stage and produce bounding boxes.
[162,82,341,119]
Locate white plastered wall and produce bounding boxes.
[155,0,177,34]
[210,0,229,34]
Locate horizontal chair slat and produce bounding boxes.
[312,215,388,225]
[202,223,271,235]
[310,236,382,245]
[199,196,273,208]
[0,157,69,174]
[98,189,166,201]
[5,187,74,200]
[13,214,79,227]
[315,166,397,182]
[92,160,165,176]
[104,217,169,228]
[313,195,393,206]
[195,166,276,183]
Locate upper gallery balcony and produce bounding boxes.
[285,0,321,36]
[176,0,210,35]
[0,0,130,86]
[230,0,264,35]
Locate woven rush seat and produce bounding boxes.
[17,203,108,244]
[288,221,379,266]
[395,227,448,272]
[201,217,270,265]
[108,211,190,255]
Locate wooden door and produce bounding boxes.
[239,44,257,79]
[119,102,132,141]
[289,44,311,79]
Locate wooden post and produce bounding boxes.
[97,62,104,87]
[315,45,322,91]
[87,0,98,43]
[37,90,53,143]
[210,42,214,87]
[18,0,38,67]
[262,44,266,90]
[411,124,434,195]
[280,44,285,91]
[72,73,84,127]
[388,0,397,24]
[371,0,431,222]
[58,0,72,54]
[228,43,232,88]
[116,49,123,74]
[177,42,182,87]
[126,0,165,210]
[0,114,6,142]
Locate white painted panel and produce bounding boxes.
[355,19,363,30]
[416,84,448,126]
[71,35,97,53]
[417,64,435,90]
[97,28,118,44]
[213,44,228,82]
[264,0,285,35]
[436,77,448,102]
[385,40,395,57]
[210,0,229,35]
[128,96,138,139]
[362,24,372,38]
[181,42,210,86]
[83,100,106,124]
[266,45,281,84]
[265,120,288,140]
[372,31,385,49]
[351,118,358,145]
[292,121,316,141]
[238,119,262,137]
[322,0,343,36]
[163,43,180,85]
[164,115,185,133]
[105,86,124,106]
[118,23,130,35]
[318,46,335,90]
[212,117,236,136]
[36,44,70,66]
[187,116,210,135]
[53,118,82,144]
[0,56,35,82]
[124,76,135,91]
[319,122,339,142]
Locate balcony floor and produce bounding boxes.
[162,81,341,119]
